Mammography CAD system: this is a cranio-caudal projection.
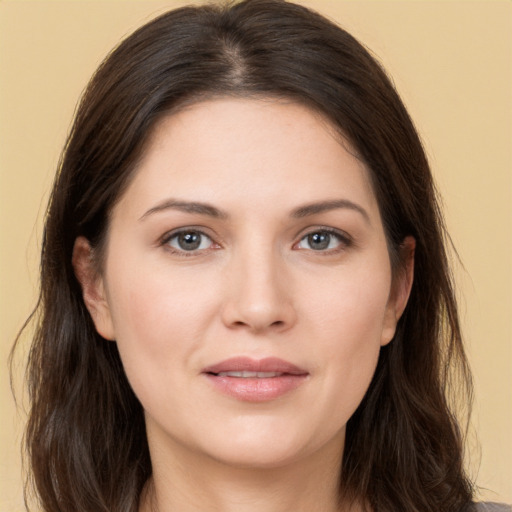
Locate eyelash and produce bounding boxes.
[160,228,218,257]
[160,227,352,257]
[295,228,352,254]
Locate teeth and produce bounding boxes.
[217,371,283,378]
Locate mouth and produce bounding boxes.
[214,371,289,378]
[202,357,309,402]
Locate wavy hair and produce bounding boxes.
[14,1,473,511]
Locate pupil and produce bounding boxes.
[178,232,201,250]
[309,232,330,250]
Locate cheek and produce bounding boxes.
[306,259,391,347]
[302,260,391,412]
[106,250,216,334]
[103,261,219,390]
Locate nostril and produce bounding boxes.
[221,300,296,332]
[229,319,286,330]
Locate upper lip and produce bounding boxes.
[202,357,308,376]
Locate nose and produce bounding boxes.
[221,246,297,334]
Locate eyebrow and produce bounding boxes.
[291,199,371,224]
[139,198,370,224]
[139,199,228,221]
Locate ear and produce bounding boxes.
[72,236,116,340]
[381,236,415,346]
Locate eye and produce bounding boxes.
[296,229,350,252]
[164,230,215,252]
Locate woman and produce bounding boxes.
[13,1,509,511]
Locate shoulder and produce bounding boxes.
[470,503,512,512]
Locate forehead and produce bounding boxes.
[114,97,379,220]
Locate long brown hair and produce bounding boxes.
[14,1,473,510]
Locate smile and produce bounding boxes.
[215,371,285,378]
[202,357,309,402]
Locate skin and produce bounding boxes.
[73,98,414,512]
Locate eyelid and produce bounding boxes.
[158,225,352,255]
[293,226,353,252]
[159,226,221,255]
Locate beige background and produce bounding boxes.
[1,0,510,510]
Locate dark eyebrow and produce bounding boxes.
[140,198,370,223]
[291,199,371,224]
[139,199,228,221]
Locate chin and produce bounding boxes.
[194,419,344,471]
[207,443,309,470]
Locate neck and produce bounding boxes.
[139,430,360,512]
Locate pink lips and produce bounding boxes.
[202,357,309,402]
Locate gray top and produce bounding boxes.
[473,503,511,512]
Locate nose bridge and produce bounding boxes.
[222,235,295,332]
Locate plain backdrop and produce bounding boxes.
[1,1,510,510]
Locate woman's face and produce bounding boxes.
[77,98,413,470]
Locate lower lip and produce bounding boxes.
[204,374,308,402]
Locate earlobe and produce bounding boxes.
[381,236,416,346]
[72,236,116,340]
